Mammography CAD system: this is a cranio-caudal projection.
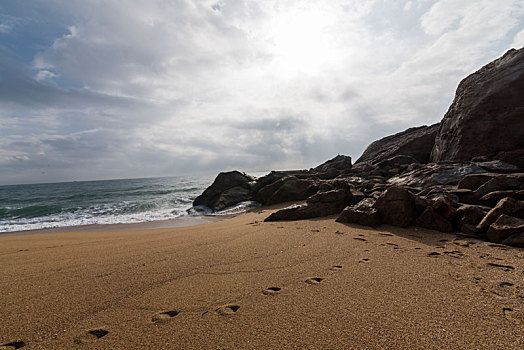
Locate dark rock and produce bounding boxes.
[255,175,297,204]
[212,187,252,212]
[414,196,428,215]
[431,48,524,162]
[265,189,348,221]
[374,186,417,227]
[473,175,524,199]
[351,161,377,175]
[377,155,418,169]
[477,197,524,232]
[388,163,486,188]
[487,214,524,243]
[427,193,458,222]
[356,123,440,165]
[471,156,490,162]
[460,223,478,235]
[314,155,352,172]
[349,187,365,205]
[336,198,381,227]
[479,190,524,207]
[457,204,490,226]
[496,149,524,170]
[264,178,319,205]
[449,188,478,204]
[458,173,498,191]
[502,231,524,247]
[476,160,520,173]
[193,171,255,211]
[414,206,453,233]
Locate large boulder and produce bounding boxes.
[259,177,319,205]
[373,186,417,227]
[431,48,524,162]
[487,214,524,243]
[356,123,440,165]
[336,198,381,227]
[414,206,453,233]
[193,171,255,211]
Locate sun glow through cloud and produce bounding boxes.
[269,7,340,76]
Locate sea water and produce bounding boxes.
[0,175,261,233]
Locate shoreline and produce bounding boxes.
[0,214,236,237]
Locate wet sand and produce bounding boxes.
[1,207,523,349]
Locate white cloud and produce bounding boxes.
[512,28,524,48]
[0,0,523,184]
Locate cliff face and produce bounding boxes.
[431,48,524,163]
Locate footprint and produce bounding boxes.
[443,250,464,258]
[500,282,514,288]
[353,237,367,242]
[330,265,343,270]
[335,230,344,235]
[262,287,281,295]
[73,329,109,344]
[503,307,522,324]
[488,244,510,250]
[488,263,515,271]
[428,252,441,257]
[152,310,179,323]
[216,304,240,316]
[1,341,25,349]
[386,242,399,247]
[379,233,393,237]
[305,277,324,285]
[359,258,370,263]
[311,229,320,232]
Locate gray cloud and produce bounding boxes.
[1,0,523,185]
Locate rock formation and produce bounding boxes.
[431,48,524,163]
[192,48,524,247]
[356,123,440,165]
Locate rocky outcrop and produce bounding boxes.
[356,123,440,165]
[431,48,524,163]
[193,171,255,211]
[193,49,524,247]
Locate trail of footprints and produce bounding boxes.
[7,233,521,347]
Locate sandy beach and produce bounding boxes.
[1,207,523,349]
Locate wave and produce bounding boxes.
[0,205,64,220]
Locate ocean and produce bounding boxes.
[0,175,261,233]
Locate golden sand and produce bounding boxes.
[1,208,523,349]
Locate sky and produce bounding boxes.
[0,0,523,185]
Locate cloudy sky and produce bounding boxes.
[0,0,523,185]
